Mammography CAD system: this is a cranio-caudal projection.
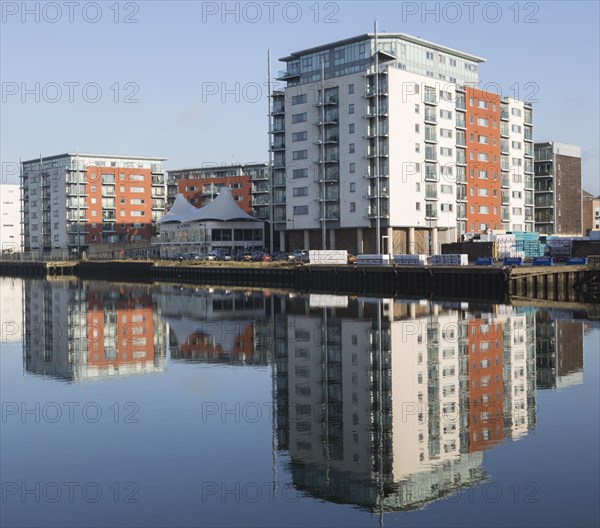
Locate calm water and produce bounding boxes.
[0,277,598,528]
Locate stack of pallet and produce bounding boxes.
[393,254,427,266]
[432,254,468,266]
[513,231,542,258]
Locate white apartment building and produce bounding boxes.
[269,33,534,253]
[0,184,21,252]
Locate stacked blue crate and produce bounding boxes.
[512,231,542,258]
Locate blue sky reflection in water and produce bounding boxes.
[0,278,598,528]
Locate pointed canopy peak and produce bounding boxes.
[158,187,259,224]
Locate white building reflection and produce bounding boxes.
[274,296,539,511]
[23,280,167,381]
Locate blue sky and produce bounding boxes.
[1,0,599,193]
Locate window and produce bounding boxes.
[291,94,306,105]
[478,135,489,144]
[479,205,490,214]
[478,187,489,196]
[440,109,452,119]
[441,185,452,194]
[349,163,355,173]
[478,153,489,162]
[130,198,145,204]
[478,100,488,109]
[348,104,355,114]
[131,210,145,217]
[348,84,354,94]
[292,150,308,160]
[512,191,522,199]
[91,198,97,204]
[477,117,489,127]
[129,174,145,181]
[350,182,356,192]
[415,143,420,153]
[440,128,452,138]
[416,182,421,191]
[292,131,307,142]
[450,58,457,67]
[415,104,420,114]
[441,203,453,212]
[130,186,145,193]
[292,112,307,123]
[426,51,434,60]
[415,124,420,133]
[440,147,453,156]
[293,187,308,197]
[512,124,522,133]
[349,143,355,154]
[293,205,308,215]
[349,123,355,134]
[512,141,522,149]
[512,207,522,215]
[350,202,356,212]
[511,107,521,116]
[293,168,308,179]
[416,202,421,211]
[478,170,489,179]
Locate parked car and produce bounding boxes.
[251,251,272,262]
[206,250,231,261]
[289,250,309,262]
[272,251,290,261]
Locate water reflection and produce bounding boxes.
[18,279,586,513]
[23,279,167,381]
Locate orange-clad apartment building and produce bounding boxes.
[21,153,167,254]
[166,163,269,217]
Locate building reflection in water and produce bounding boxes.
[273,296,542,512]
[23,280,167,381]
[155,285,273,366]
[535,311,584,390]
[21,280,586,511]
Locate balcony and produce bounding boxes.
[425,131,437,143]
[424,112,437,124]
[251,183,269,194]
[277,67,300,80]
[366,126,388,138]
[272,103,285,114]
[366,187,389,198]
[317,189,340,201]
[425,209,438,219]
[501,176,510,188]
[365,171,388,179]
[253,171,269,180]
[367,207,389,219]
[365,106,388,117]
[366,149,389,158]
[271,141,286,151]
[501,110,509,121]
[456,115,466,128]
[252,195,269,205]
[424,92,437,105]
[314,94,339,106]
[425,171,438,182]
[366,85,388,97]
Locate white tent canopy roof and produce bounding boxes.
[159,187,259,224]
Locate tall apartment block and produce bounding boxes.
[21,153,167,254]
[166,163,269,216]
[0,184,22,252]
[270,33,534,253]
[534,142,582,235]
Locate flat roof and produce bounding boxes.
[22,153,167,164]
[280,32,486,63]
[168,162,268,172]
